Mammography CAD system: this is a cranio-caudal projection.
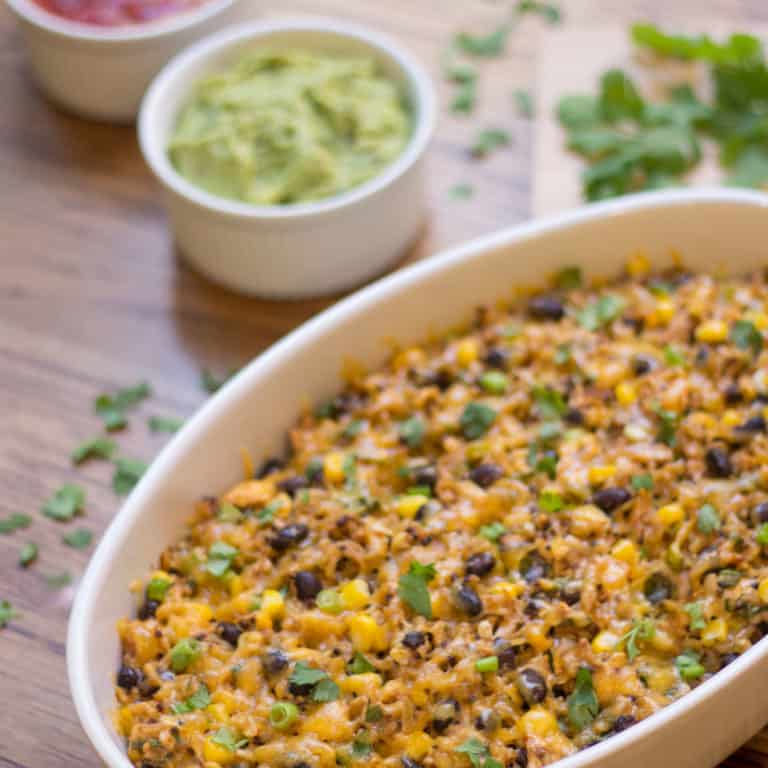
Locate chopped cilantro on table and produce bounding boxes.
[513,88,534,118]
[516,0,561,23]
[454,25,510,57]
[201,367,239,394]
[112,457,148,496]
[398,561,437,618]
[42,484,85,522]
[62,528,93,550]
[449,183,474,200]
[44,571,72,589]
[0,513,32,534]
[94,381,151,431]
[471,128,511,158]
[0,600,18,628]
[71,436,116,465]
[148,415,184,434]
[19,542,38,568]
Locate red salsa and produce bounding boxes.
[33,0,205,26]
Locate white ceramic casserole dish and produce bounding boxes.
[69,188,768,768]
[138,19,436,299]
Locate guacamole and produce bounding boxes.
[168,49,412,206]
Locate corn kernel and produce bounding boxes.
[627,252,651,278]
[611,539,638,566]
[722,409,742,428]
[759,578,768,604]
[346,613,388,652]
[695,320,728,344]
[746,311,768,331]
[570,504,610,538]
[404,732,433,760]
[615,382,637,406]
[228,574,244,597]
[322,451,346,485]
[339,673,382,696]
[395,494,429,519]
[204,738,236,765]
[588,465,616,485]
[654,298,675,325]
[520,707,558,737]
[224,479,274,507]
[207,702,229,723]
[702,618,727,646]
[301,701,354,741]
[524,621,552,653]
[656,503,685,526]
[340,579,371,610]
[650,627,676,653]
[256,589,285,630]
[456,339,479,367]
[491,581,525,599]
[592,630,620,654]
[600,559,628,592]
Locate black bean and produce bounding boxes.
[564,407,584,425]
[402,631,426,649]
[592,487,631,512]
[528,295,565,321]
[289,679,315,697]
[643,572,674,604]
[262,649,289,675]
[484,347,509,369]
[631,355,655,375]
[455,583,483,617]
[493,638,516,668]
[560,581,581,605]
[720,652,740,669]
[623,316,644,334]
[695,346,709,366]
[277,475,308,496]
[465,551,496,577]
[257,457,284,478]
[292,764,312,768]
[421,369,453,391]
[612,715,636,733]
[705,447,733,478]
[475,708,499,731]
[413,464,438,489]
[515,747,529,768]
[270,523,309,551]
[217,622,242,647]
[517,668,547,705]
[431,699,459,732]
[294,571,323,602]
[752,502,768,526]
[401,759,422,768]
[469,462,503,488]
[137,599,159,620]
[724,384,743,405]
[520,551,551,583]
[736,415,767,434]
[117,664,142,690]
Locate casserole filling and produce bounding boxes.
[115,261,768,768]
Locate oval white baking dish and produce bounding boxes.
[68,188,768,768]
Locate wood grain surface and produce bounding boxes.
[2,1,768,766]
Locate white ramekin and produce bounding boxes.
[69,188,768,768]
[138,19,436,299]
[4,0,241,123]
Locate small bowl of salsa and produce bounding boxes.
[5,0,241,122]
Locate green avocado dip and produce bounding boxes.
[168,49,412,206]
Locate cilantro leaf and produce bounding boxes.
[479,522,506,542]
[577,295,626,330]
[616,618,655,661]
[631,473,654,491]
[170,638,201,673]
[398,561,436,618]
[0,513,32,534]
[148,415,184,434]
[347,652,376,675]
[71,437,116,465]
[19,542,38,568]
[696,503,721,534]
[0,600,18,628]
[399,416,426,448]
[539,489,564,512]
[289,662,329,688]
[206,542,238,578]
[257,499,282,526]
[675,649,706,681]
[312,678,341,702]
[599,69,644,122]
[352,731,372,759]
[42,484,85,522]
[730,319,763,355]
[455,737,488,767]
[63,528,93,550]
[554,266,582,290]
[366,705,383,723]
[568,666,599,730]
[171,684,211,713]
[460,402,497,440]
[471,129,511,158]
[210,727,248,752]
[112,457,148,496]
[557,94,601,131]
[454,25,510,57]
[531,385,567,420]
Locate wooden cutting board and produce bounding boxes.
[532,22,768,216]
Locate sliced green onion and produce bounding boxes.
[474,655,499,673]
[269,701,299,730]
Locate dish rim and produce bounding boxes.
[4,0,237,43]
[68,187,768,768]
[137,17,437,220]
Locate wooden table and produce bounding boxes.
[2,1,768,766]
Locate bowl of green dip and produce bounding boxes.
[138,18,436,298]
